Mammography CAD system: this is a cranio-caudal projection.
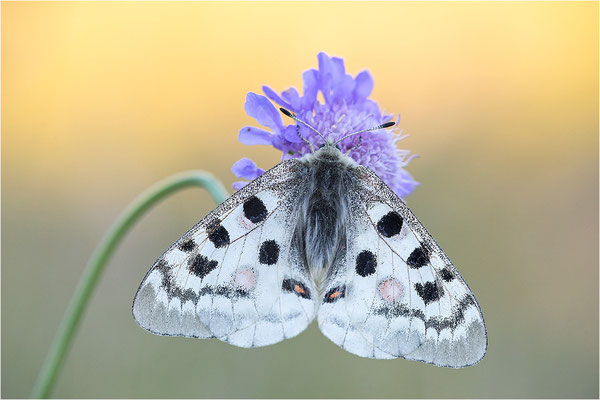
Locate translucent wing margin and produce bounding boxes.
[318,166,487,367]
[133,159,319,347]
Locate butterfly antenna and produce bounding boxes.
[280,108,327,144]
[295,125,316,153]
[334,121,396,145]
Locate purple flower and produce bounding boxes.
[232,52,419,198]
[231,158,265,190]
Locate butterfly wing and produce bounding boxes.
[318,166,487,367]
[133,159,319,348]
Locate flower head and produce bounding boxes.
[233,52,419,197]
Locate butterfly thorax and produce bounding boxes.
[296,144,357,290]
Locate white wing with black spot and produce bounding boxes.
[133,159,320,348]
[317,166,487,367]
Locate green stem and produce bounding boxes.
[30,171,229,399]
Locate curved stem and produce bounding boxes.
[30,171,229,398]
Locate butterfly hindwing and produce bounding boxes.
[133,159,319,347]
[318,166,487,367]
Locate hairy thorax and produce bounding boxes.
[296,146,356,289]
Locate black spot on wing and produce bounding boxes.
[169,286,198,303]
[282,278,311,299]
[188,254,218,278]
[208,224,230,248]
[154,259,198,303]
[156,259,170,275]
[414,281,443,304]
[243,196,268,223]
[373,294,475,333]
[281,279,295,292]
[424,295,475,333]
[179,238,196,252]
[160,267,172,293]
[407,246,429,269]
[324,285,346,303]
[356,250,377,277]
[373,302,411,318]
[377,211,403,237]
[198,285,251,299]
[440,267,455,282]
[259,240,280,265]
[155,259,173,296]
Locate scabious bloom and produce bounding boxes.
[232,52,419,198]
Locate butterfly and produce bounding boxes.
[132,108,487,368]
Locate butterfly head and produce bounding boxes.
[279,107,395,155]
[317,138,342,151]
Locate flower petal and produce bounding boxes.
[331,56,346,77]
[318,52,340,83]
[262,85,294,110]
[301,69,319,109]
[238,126,274,146]
[231,158,265,180]
[317,53,335,103]
[317,52,333,75]
[233,181,249,191]
[353,70,374,100]
[281,87,302,110]
[392,170,420,198]
[333,74,355,103]
[270,133,286,151]
[281,151,296,161]
[361,99,381,116]
[283,124,305,143]
[244,93,284,133]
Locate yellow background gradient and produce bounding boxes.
[2,1,598,398]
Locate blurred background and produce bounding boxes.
[2,1,598,398]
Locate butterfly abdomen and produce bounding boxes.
[297,147,355,286]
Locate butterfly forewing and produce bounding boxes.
[317,166,487,367]
[133,159,319,347]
